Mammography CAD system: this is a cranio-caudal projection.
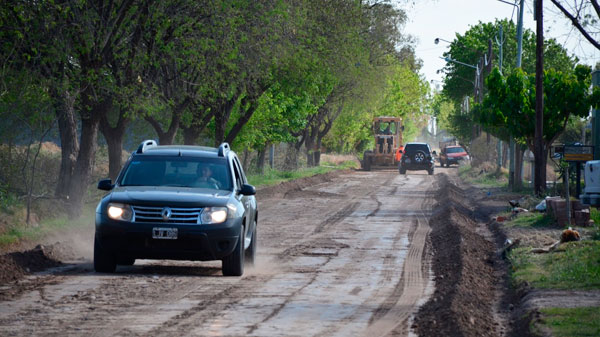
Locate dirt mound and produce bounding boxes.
[413,175,502,337]
[256,169,352,199]
[0,244,63,285]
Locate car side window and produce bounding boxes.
[231,158,243,189]
[233,157,247,184]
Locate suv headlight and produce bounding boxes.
[200,207,228,224]
[107,203,134,221]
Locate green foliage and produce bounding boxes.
[441,19,576,105]
[590,208,600,241]
[326,62,429,153]
[536,307,600,337]
[503,212,555,228]
[0,182,19,213]
[434,94,473,145]
[438,19,579,142]
[476,65,600,149]
[508,241,600,290]
[458,164,509,188]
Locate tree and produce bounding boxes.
[476,66,600,187]
[549,0,600,50]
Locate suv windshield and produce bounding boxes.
[447,147,465,154]
[119,157,232,190]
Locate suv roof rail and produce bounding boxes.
[137,139,158,154]
[218,143,230,157]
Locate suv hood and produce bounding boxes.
[108,186,231,207]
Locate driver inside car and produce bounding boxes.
[195,165,220,189]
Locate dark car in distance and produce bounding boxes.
[94,140,257,276]
[398,142,435,175]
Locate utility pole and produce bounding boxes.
[534,0,545,195]
[509,0,525,191]
[593,70,600,159]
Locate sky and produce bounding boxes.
[402,0,600,89]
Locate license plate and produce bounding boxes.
[152,227,178,240]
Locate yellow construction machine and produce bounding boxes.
[362,117,403,171]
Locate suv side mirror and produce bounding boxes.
[98,179,114,191]
[239,184,256,196]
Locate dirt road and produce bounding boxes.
[0,169,449,336]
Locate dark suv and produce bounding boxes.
[94,140,257,276]
[398,142,435,175]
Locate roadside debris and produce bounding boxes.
[534,199,546,212]
[500,238,521,258]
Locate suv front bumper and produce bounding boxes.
[95,213,242,261]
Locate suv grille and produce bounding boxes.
[132,206,202,224]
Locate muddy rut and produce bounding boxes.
[0,169,488,337]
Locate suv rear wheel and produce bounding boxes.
[245,223,257,265]
[222,228,245,276]
[413,151,426,163]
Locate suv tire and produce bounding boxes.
[363,151,372,171]
[222,230,245,276]
[94,236,116,273]
[413,151,426,163]
[245,222,257,265]
[117,256,135,266]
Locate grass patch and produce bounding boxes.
[458,164,509,188]
[247,161,357,187]
[589,208,600,241]
[534,307,600,337]
[503,212,555,228]
[508,241,600,290]
[0,202,96,250]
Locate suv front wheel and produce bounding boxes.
[222,228,245,276]
[94,236,117,273]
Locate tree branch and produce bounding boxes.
[549,0,600,50]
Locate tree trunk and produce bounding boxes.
[66,87,108,218]
[514,146,524,191]
[305,134,315,167]
[145,99,189,146]
[502,142,509,168]
[55,95,79,199]
[67,114,101,218]
[243,149,249,169]
[214,112,226,147]
[313,151,321,167]
[224,99,259,145]
[182,110,213,145]
[183,127,198,145]
[99,113,128,182]
[284,144,300,171]
[214,97,237,146]
[256,146,267,174]
[314,136,324,167]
